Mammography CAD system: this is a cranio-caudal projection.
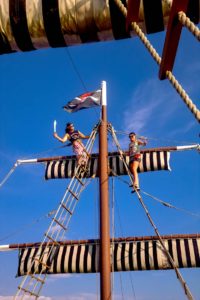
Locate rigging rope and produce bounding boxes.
[111,177,115,297]
[178,11,200,41]
[113,0,200,123]
[109,166,200,219]
[0,123,99,190]
[0,144,70,189]
[64,48,88,92]
[64,48,100,119]
[14,123,100,299]
[110,178,127,300]
[94,178,100,300]
[141,190,200,219]
[131,190,194,300]
[0,162,19,189]
[109,124,194,300]
[113,129,199,145]
[109,173,137,299]
[166,70,200,120]
[0,210,56,242]
[119,272,125,300]
[20,144,72,160]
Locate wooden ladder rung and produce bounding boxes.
[53,218,66,230]
[30,274,45,284]
[18,286,39,298]
[45,234,60,245]
[67,188,79,200]
[61,203,72,215]
[34,257,50,269]
[75,175,84,185]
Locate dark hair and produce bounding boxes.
[129,132,136,137]
[65,122,73,133]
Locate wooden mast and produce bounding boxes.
[99,81,111,300]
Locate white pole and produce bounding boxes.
[0,245,12,252]
[176,144,199,151]
[17,159,38,164]
[101,81,107,106]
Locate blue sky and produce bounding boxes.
[0,27,200,299]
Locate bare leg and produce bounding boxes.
[76,155,82,166]
[77,153,88,172]
[130,161,140,187]
[73,141,88,167]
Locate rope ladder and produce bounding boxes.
[14,124,99,299]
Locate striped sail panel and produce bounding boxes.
[45,151,171,179]
[17,237,200,276]
[0,0,180,54]
[9,0,35,51]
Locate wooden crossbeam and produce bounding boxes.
[18,287,39,298]
[159,0,190,80]
[126,0,140,31]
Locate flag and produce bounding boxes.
[63,89,101,113]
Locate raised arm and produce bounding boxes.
[78,131,90,139]
[138,139,147,146]
[53,132,69,143]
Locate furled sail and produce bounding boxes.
[45,150,171,179]
[16,234,200,276]
[0,0,199,55]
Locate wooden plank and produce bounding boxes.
[159,0,190,80]
[7,233,200,250]
[126,0,140,31]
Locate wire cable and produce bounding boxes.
[113,129,198,146]
[0,210,56,242]
[64,47,100,119]
[64,47,88,92]
[110,169,200,220]
[110,177,137,300]
[141,190,200,219]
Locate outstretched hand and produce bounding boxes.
[143,139,148,146]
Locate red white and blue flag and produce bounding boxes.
[63,89,101,113]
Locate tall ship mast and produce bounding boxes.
[0,0,199,299]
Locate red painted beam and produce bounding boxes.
[159,0,190,80]
[126,0,140,32]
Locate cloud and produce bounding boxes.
[116,79,177,148]
[169,119,196,137]
[46,274,72,282]
[119,75,200,148]
[48,292,136,300]
[123,80,164,132]
[51,293,96,300]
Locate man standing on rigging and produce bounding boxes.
[53,122,90,167]
[128,132,147,192]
